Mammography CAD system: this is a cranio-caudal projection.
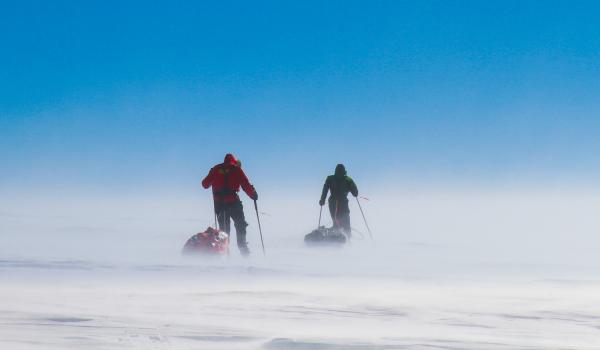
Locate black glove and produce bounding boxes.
[251,191,258,201]
[319,199,325,206]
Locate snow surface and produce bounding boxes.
[2,251,600,349]
[2,192,600,349]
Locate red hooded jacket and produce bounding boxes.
[202,154,256,203]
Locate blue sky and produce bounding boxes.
[2,1,600,193]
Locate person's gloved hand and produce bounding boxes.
[251,191,258,201]
[319,199,325,206]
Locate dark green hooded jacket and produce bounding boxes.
[320,164,358,204]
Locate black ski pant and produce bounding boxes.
[215,200,249,252]
[328,198,351,236]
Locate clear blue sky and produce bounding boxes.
[2,1,600,193]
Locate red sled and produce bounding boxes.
[182,227,230,255]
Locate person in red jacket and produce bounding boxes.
[202,153,258,256]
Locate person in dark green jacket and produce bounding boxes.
[319,164,359,236]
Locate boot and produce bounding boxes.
[239,245,250,257]
[237,233,250,257]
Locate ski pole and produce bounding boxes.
[212,200,218,230]
[253,200,266,255]
[355,197,373,240]
[318,205,323,227]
